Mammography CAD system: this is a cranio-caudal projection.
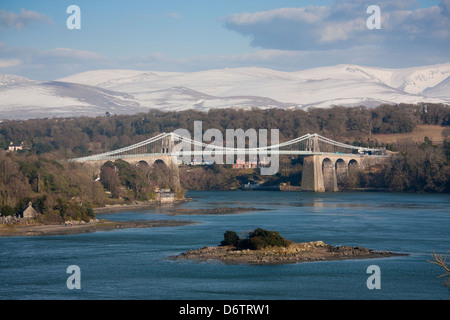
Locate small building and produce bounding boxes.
[155,188,175,203]
[8,141,24,152]
[242,182,260,190]
[232,159,259,169]
[159,192,175,203]
[19,202,38,219]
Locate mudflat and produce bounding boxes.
[0,219,194,237]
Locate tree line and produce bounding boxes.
[0,103,448,158]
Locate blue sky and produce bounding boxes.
[0,0,448,79]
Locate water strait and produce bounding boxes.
[0,191,449,300]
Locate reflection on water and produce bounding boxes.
[296,199,371,209]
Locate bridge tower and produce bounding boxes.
[161,134,174,154]
[301,155,326,192]
[306,134,320,153]
[302,135,329,191]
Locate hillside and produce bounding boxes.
[371,125,447,145]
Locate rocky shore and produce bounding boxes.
[173,241,406,265]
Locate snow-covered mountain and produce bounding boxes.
[0,78,146,120]
[1,63,449,120]
[423,76,450,100]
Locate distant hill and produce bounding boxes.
[1,63,449,120]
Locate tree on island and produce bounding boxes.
[220,228,291,250]
[221,230,240,247]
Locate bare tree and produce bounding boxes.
[427,251,450,288]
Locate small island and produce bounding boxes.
[174,228,406,265]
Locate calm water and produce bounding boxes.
[0,191,449,300]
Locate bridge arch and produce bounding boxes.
[137,160,150,168]
[126,157,172,168]
[322,158,337,192]
[335,158,348,185]
[348,159,359,171]
[322,157,333,166]
[153,159,169,168]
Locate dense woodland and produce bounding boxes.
[1,103,449,157]
[0,103,449,221]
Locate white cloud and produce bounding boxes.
[223,0,450,55]
[0,58,21,68]
[44,48,106,60]
[0,8,52,30]
[319,19,366,43]
[441,0,450,15]
[225,7,330,25]
[0,43,112,79]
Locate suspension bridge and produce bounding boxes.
[70,132,389,192]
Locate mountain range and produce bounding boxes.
[1,63,449,120]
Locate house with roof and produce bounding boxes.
[18,202,38,219]
[8,141,24,152]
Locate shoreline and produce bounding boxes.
[0,219,195,237]
[93,198,192,214]
[173,241,407,265]
[0,201,263,238]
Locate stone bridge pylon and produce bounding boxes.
[300,154,386,192]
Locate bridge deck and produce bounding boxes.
[69,132,387,163]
